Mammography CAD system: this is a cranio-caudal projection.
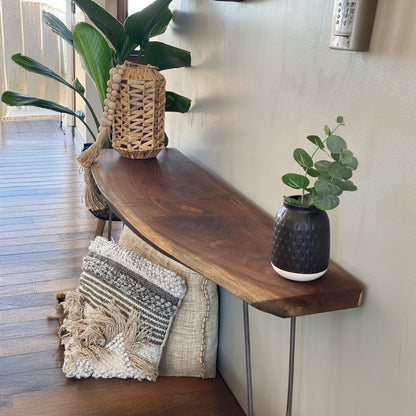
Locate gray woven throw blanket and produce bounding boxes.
[58,237,186,380]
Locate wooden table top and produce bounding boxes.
[92,148,364,318]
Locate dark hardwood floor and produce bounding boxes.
[0,120,244,416]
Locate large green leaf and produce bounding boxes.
[73,0,137,64]
[11,54,100,129]
[73,22,112,106]
[165,91,191,113]
[1,91,97,139]
[42,11,73,46]
[73,0,127,53]
[144,41,190,71]
[150,8,172,37]
[125,0,172,46]
[12,53,72,89]
[2,90,75,115]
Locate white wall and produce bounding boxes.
[161,0,416,415]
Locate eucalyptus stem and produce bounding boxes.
[318,122,343,157]
[282,116,356,211]
[301,120,343,205]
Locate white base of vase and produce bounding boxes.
[271,263,327,282]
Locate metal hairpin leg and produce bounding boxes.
[107,208,112,241]
[286,317,296,416]
[243,304,297,416]
[243,301,254,416]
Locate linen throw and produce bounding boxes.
[58,237,186,381]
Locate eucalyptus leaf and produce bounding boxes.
[327,135,347,154]
[73,22,112,106]
[315,160,331,174]
[314,178,342,196]
[305,167,320,177]
[340,149,358,170]
[281,116,357,210]
[42,11,73,46]
[324,125,331,136]
[306,135,324,149]
[125,0,172,46]
[144,41,191,70]
[165,91,191,113]
[282,173,310,189]
[284,196,304,206]
[312,193,340,210]
[328,161,353,180]
[284,195,313,206]
[339,179,357,192]
[293,148,313,168]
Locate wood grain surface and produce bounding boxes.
[0,121,244,416]
[92,149,364,318]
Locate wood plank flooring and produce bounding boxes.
[0,120,244,416]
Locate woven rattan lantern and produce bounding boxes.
[76,62,167,211]
[110,62,166,159]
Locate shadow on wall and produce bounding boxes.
[190,95,237,114]
[171,10,202,36]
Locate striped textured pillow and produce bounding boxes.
[58,237,186,381]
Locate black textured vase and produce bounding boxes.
[271,198,330,281]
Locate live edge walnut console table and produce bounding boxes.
[92,148,364,416]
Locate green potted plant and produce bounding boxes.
[1,0,191,218]
[1,0,191,147]
[271,116,358,281]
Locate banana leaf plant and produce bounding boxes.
[1,0,191,145]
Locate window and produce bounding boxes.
[128,0,155,14]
